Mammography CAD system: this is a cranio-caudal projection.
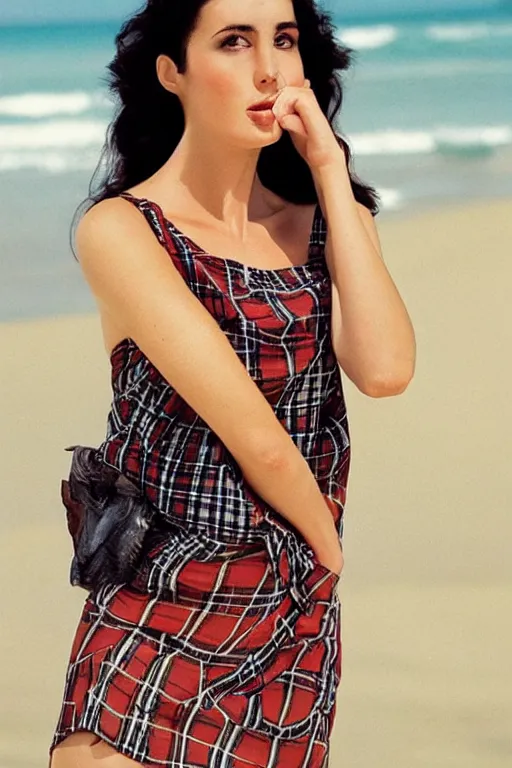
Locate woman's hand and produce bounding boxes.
[314,540,344,578]
[272,78,344,171]
[317,547,344,576]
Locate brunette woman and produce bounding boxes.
[49,0,415,765]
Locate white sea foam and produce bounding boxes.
[375,187,404,211]
[0,150,100,174]
[359,59,512,81]
[426,22,512,42]
[351,130,434,156]
[428,23,493,42]
[0,90,110,118]
[338,24,399,50]
[337,19,512,51]
[435,126,512,148]
[350,126,512,156]
[0,119,107,149]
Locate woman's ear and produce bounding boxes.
[156,54,181,96]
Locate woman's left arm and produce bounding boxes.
[313,158,417,397]
[273,80,417,398]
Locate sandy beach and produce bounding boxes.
[1,198,510,767]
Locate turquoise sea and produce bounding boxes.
[1,4,511,321]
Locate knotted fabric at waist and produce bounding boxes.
[125,507,340,617]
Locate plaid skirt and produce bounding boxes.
[49,534,342,767]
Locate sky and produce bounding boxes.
[0,0,505,25]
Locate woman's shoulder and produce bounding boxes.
[77,193,146,242]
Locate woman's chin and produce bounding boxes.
[230,122,283,149]
[249,123,283,146]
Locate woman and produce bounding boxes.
[49,0,415,765]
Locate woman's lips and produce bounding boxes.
[247,107,276,127]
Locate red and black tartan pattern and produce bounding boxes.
[49,192,350,766]
[51,550,341,767]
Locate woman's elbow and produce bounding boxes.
[360,368,415,398]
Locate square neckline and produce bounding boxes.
[119,191,323,276]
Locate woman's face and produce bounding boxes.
[161,0,305,148]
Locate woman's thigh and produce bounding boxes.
[50,731,144,767]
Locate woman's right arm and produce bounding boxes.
[75,198,343,575]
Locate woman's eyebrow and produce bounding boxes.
[213,21,299,38]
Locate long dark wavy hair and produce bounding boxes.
[70,0,380,260]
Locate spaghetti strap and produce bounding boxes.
[118,191,199,284]
[118,191,169,250]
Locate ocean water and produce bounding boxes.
[0,6,511,321]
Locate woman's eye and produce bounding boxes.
[220,35,247,49]
[276,35,298,49]
[220,34,297,50]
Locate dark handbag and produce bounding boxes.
[61,444,155,592]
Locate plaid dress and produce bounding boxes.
[49,191,350,767]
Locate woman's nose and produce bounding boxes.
[254,44,282,83]
[257,68,285,89]
[258,70,278,86]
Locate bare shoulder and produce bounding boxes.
[76,195,146,256]
[74,195,172,287]
[75,195,173,350]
